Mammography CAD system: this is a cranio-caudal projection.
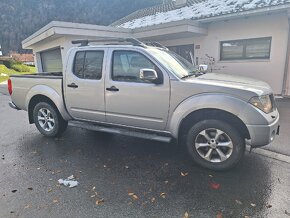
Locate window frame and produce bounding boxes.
[72,50,104,80]
[220,37,272,61]
[111,50,163,84]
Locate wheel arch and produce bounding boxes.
[25,85,71,124]
[28,95,59,124]
[177,108,250,144]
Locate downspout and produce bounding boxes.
[282,11,290,96]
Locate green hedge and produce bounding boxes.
[11,63,30,72]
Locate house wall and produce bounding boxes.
[161,13,289,95]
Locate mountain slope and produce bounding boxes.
[0,0,161,54]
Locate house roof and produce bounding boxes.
[10,53,34,63]
[112,0,290,29]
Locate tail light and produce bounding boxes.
[8,79,12,95]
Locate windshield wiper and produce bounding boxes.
[181,71,203,79]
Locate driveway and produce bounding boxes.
[0,93,290,218]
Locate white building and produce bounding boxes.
[22,0,290,96]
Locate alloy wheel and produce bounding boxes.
[194,128,233,163]
[37,108,55,132]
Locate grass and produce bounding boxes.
[0,64,36,83]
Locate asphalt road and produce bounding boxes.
[1,93,290,218]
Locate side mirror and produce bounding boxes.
[140,68,159,84]
[198,64,208,73]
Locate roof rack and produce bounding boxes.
[71,38,146,47]
[144,41,168,50]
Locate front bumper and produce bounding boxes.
[9,101,21,110]
[246,113,280,147]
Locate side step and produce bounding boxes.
[68,121,172,143]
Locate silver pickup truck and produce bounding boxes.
[8,38,280,170]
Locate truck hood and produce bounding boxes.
[186,73,273,98]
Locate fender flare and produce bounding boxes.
[25,85,71,121]
[168,93,267,138]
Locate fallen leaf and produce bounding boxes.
[216,211,223,218]
[244,216,250,218]
[27,188,33,191]
[266,204,272,209]
[96,198,104,205]
[151,197,156,203]
[184,211,189,218]
[181,172,189,177]
[53,199,58,203]
[24,204,31,209]
[250,203,256,207]
[128,192,134,196]
[285,210,290,216]
[47,189,53,193]
[160,193,166,198]
[235,200,242,205]
[210,182,220,190]
[132,195,138,200]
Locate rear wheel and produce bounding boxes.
[33,102,67,137]
[185,119,245,171]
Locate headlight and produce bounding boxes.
[249,95,273,114]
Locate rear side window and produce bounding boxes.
[73,51,104,80]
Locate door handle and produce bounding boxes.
[106,86,119,92]
[67,83,78,88]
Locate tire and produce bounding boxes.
[185,119,245,171]
[33,102,68,137]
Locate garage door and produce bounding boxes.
[40,48,63,72]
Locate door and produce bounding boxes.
[40,48,63,72]
[64,49,106,122]
[105,49,170,130]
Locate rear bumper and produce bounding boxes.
[9,101,21,110]
[246,113,280,147]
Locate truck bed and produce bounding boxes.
[9,72,63,111]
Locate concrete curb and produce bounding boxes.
[246,145,290,164]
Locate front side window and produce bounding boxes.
[112,51,160,83]
[73,51,104,80]
[220,37,271,61]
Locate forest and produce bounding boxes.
[0,0,161,55]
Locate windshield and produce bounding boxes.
[149,48,198,79]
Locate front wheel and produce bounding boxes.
[185,119,245,171]
[33,102,68,137]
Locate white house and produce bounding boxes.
[22,0,290,96]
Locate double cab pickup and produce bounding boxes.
[8,38,280,170]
